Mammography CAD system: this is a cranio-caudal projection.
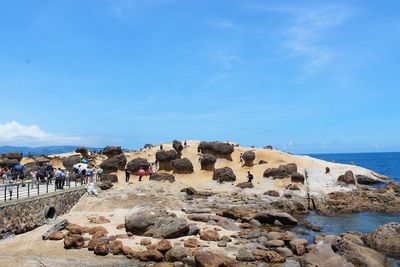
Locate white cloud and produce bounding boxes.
[249,3,352,73]
[0,121,84,146]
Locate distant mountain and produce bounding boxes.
[0,146,100,156]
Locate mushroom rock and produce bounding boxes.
[263,163,298,179]
[127,158,150,173]
[197,141,234,161]
[156,150,177,171]
[61,155,82,171]
[172,158,194,174]
[172,140,184,158]
[75,147,89,158]
[200,153,217,171]
[212,167,236,183]
[6,152,22,161]
[0,158,20,168]
[337,170,356,185]
[102,146,123,158]
[100,154,127,174]
[242,151,256,167]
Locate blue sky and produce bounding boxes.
[0,0,399,153]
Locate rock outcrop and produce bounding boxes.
[172,158,194,174]
[75,147,89,158]
[254,211,298,225]
[364,222,400,258]
[242,151,256,167]
[156,150,177,171]
[100,174,118,183]
[61,155,82,171]
[198,141,234,161]
[212,167,236,183]
[264,163,298,179]
[200,153,217,171]
[337,170,356,185]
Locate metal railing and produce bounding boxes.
[0,176,92,203]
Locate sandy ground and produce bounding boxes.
[0,141,387,266]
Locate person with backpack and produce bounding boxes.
[247,171,254,183]
[138,167,146,182]
[125,168,130,182]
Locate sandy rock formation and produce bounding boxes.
[364,222,400,258]
[103,146,123,158]
[264,163,298,179]
[0,158,20,168]
[198,141,234,161]
[5,152,22,161]
[61,155,82,171]
[100,154,127,174]
[212,167,236,183]
[291,172,305,183]
[101,174,118,183]
[242,150,256,167]
[172,158,194,174]
[126,157,150,173]
[200,153,217,171]
[156,150,177,171]
[254,211,298,225]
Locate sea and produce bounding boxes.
[309,152,400,183]
[295,152,400,265]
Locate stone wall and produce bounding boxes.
[0,187,86,239]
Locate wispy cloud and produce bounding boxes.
[109,0,175,19]
[210,50,242,70]
[249,3,352,73]
[0,121,86,146]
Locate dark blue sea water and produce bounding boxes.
[309,152,400,183]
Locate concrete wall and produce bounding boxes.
[0,187,85,239]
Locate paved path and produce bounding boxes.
[0,181,85,203]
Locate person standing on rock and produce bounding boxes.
[55,168,64,189]
[30,170,38,189]
[239,153,244,165]
[138,167,146,182]
[125,168,130,182]
[160,144,163,150]
[8,180,13,200]
[247,171,254,183]
[184,140,187,147]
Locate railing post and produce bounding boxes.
[4,186,6,202]
[28,183,30,197]
[69,179,71,188]
[55,178,57,192]
[46,182,48,193]
[17,184,19,199]
[37,181,40,195]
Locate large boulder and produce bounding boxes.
[172,140,183,158]
[156,150,177,171]
[125,205,190,239]
[264,163,298,179]
[100,154,127,174]
[101,174,118,183]
[337,170,356,185]
[6,152,22,161]
[149,173,175,182]
[200,153,217,171]
[126,157,150,173]
[242,151,256,167]
[75,147,89,158]
[254,211,298,225]
[356,175,383,185]
[198,141,234,161]
[172,158,194,174]
[212,167,236,183]
[291,172,305,184]
[194,251,235,267]
[0,158,20,168]
[364,222,400,258]
[300,242,354,267]
[103,146,123,158]
[331,238,387,266]
[61,155,82,171]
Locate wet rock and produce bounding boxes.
[197,141,234,161]
[150,172,175,182]
[364,222,400,258]
[254,211,298,225]
[172,158,194,174]
[127,157,150,173]
[64,234,84,249]
[236,247,256,262]
[212,167,236,183]
[337,170,356,185]
[200,153,217,171]
[165,246,189,262]
[194,251,235,267]
[242,151,256,167]
[156,150,178,171]
[199,229,219,241]
[236,182,254,189]
[264,190,280,197]
[103,146,123,158]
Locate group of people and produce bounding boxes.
[0,166,24,184]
